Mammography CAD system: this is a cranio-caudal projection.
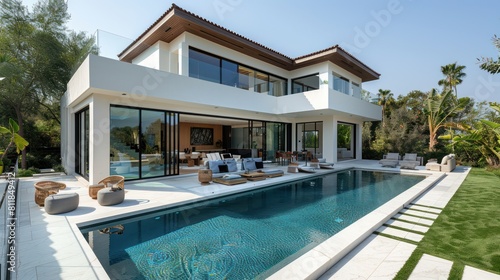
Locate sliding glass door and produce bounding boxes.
[110,106,179,180]
[75,108,89,179]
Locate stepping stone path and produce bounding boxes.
[375,203,500,280]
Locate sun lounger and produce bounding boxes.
[213,174,247,185]
[257,169,284,177]
[298,167,316,173]
[319,163,335,169]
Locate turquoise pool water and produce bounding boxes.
[81,169,425,279]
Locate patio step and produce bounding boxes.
[376,203,439,244]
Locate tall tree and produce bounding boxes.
[377,89,394,125]
[425,89,467,151]
[438,62,466,97]
[478,35,500,74]
[0,0,95,168]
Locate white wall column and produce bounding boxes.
[178,42,189,77]
[323,117,336,162]
[60,96,74,175]
[356,121,363,160]
[89,95,111,184]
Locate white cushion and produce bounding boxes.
[386,153,399,160]
[441,155,450,165]
[405,153,417,161]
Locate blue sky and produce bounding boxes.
[23,0,500,103]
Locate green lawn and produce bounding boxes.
[395,168,500,279]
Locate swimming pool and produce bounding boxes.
[80,169,425,279]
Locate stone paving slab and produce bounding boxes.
[376,226,424,242]
[318,235,417,280]
[463,266,500,280]
[385,219,430,233]
[400,208,439,220]
[408,204,442,214]
[393,213,435,226]
[409,254,453,279]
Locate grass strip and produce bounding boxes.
[392,218,432,227]
[393,249,424,280]
[373,232,419,245]
[448,262,464,280]
[382,224,426,236]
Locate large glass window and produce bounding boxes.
[110,107,140,180]
[296,121,323,159]
[333,72,350,95]
[221,60,238,87]
[292,74,320,94]
[238,65,254,90]
[352,82,361,98]
[141,110,165,178]
[337,122,356,160]
[189,48,221,83]
[254,71,269,94]
[189,47,287,96]
[75,108,89,179]
[270,75,287,96]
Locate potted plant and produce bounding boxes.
[0,118,29,174]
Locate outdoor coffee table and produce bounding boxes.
[240,172,267,181]
[34,181,66,206]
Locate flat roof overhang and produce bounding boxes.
[118,4,380,82]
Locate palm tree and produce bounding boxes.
[438,62,466,97]
[377,89,394,125]
[425,89,467,151]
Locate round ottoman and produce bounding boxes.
[44,193,79,215]
[97,188,125,206]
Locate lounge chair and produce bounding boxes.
[213,174,247,185]
[400,153,422,169]
[257,169,284,177]
[379,153,400,167]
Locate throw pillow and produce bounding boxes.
[209,160,224,173]
[225,160,237,172]
[245,160,257,171]
[441,155,450,165]
[218,164,229,173]
[255,161,264,169]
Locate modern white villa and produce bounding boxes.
[61,4,381,184]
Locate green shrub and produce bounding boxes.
[17,169,34,177]
[53,164,65,173]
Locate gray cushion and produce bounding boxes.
[44,193,79,215]
[224,159,238,172]
[208,160,225,174]
[97,188,125,206]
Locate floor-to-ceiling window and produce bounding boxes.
[337,122,356,160]
[110,106,180,180]
[110,107,141,180]
[75,107,89,179]
[296,121,323,159]
[140,110,165,178]
[230,120,289,161]
[266,122,287,161]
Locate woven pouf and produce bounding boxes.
[198,169,213,184]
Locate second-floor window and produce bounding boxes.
[333,72,350,95]
[188,47,287,96]
[292,74,320,94]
